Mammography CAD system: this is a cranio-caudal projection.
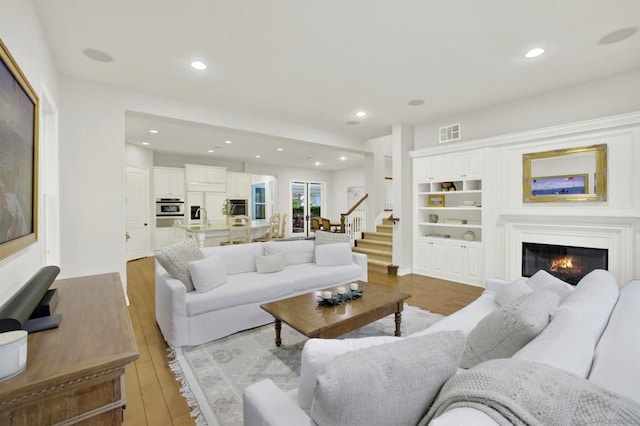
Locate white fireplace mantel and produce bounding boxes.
[499,214,637,285]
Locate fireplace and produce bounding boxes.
[522,242,608,285]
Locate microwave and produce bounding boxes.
[156,197,185,217]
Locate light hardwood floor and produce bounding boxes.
[123,256,483,425]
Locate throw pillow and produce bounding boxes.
[310,330,466,426]
[255,253,286,273]
[494,278,533,307]
[526,270,574,301]
[155,239,204,291]
[187,254,228,293]
[460,290,560,369]
[314,242,353,267]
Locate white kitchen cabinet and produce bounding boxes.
[153,167,185,197]
[226,172,252,199]
[187,191,226,223]
[185,164,226,192]
[154,228,175,250]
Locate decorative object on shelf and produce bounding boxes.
[463,200,477,206]
[428,194,445,207]
[317,289,364,306]
[463,231,476,241]
[428,214,439,223]
[440,182,456,191]
[444,219,468,224]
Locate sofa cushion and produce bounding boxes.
[513,269,619,378]
[284,263,363,292]
[526,269,574,301]
[460,290,559,368]
[187,254,228,293]
[313,230,350,261]
[310,331,466,426]
[494,278,532,307]
[589,280,640,403]
[314,242,353,266]
[202,242,264,275]
[263,240,314,266]
[255,254,285,274]
[155,239,204,291]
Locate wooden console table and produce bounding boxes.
[0,273,139,425]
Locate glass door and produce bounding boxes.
[290,181,325,236]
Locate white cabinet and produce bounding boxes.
[414,238,482,286]
[447,241,481,284]
[185,164,226,192]
[153,167,185,197]
[414,150,483,182]
[415,238,448,276]
[187,191,226,224]
[154,228,174,250]
[226,172,252,199]
[414,155,448,182]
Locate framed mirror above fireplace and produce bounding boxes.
[522,144,607,203]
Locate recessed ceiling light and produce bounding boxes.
[339,156,347,161]
[277,148,284,151]
[190,61,207,70]
[408,99,425,106]
[83,48,113,62]
[225,140,232,144]
[208,149,214,153]
[355,111,367,118]
[346,121,360,126]
[149,129,158,134]
[314,161,321,166]
[599,27,638,45]
[141,142,149,146]
[255,155,261,158]
[525,48,545,58]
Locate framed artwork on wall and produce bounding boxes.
[0,39,39,260]
[347,186,365,209]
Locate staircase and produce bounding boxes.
[352,217,394,274]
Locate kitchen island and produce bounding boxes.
[173,220,269,247]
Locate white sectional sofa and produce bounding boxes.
[155,240,368,348]
[243,270,640,425]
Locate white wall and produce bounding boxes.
[328,168,365,221]
[153,151,245,171]
[415,69,640,149]
[0,0,61,307]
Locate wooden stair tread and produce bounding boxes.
[355,239,392,248]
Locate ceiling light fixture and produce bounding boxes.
[141,142,149,146]
[525,48,545,58]
[277,148,284,151]
[355,111,367,118]
[190,61,207,70]
[208,149,214,153]
[339,156,347,161]
[314,161,321,166]
[255,155,261,158]
[149,129,158,134]
[225,140,232,144]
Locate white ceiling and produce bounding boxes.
[34,0,640,169]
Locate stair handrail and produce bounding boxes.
[340,194,368,243]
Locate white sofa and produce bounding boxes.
[155,240,368,348]
[243,270,640,425]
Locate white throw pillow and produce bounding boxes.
[310,331,466,426]
[155,239,204,291]
[313,230,350,261]
[526,270,574,301]
[187,254,228,293]
[314,242,353,266]
[460,290,560,369]
[255,254,285,274]
[494,278,533,307]
[263,240,314,265]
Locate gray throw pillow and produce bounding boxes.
[155,239,204,291]
[460,290,560,369]
[494,278,533,307]
[255,254,285,273]
[310,330,466,426]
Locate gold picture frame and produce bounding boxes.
[523,144,607,203]
[428,194,445,207]
[0,39,39,260]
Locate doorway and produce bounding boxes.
[290,181,325,236]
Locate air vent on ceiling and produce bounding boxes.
[439,123,460,143]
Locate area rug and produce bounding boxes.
[169,305,444,425]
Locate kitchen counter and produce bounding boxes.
[173,220,269,247]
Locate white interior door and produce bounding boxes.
[126,167,150,261]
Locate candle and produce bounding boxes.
[322,291,333,300]
[336,287,346,295]
[350,283,359,291]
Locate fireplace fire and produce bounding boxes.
[522,243,608,285]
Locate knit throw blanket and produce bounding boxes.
[420,359,640,426]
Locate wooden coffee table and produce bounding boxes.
[260,282,411,346]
